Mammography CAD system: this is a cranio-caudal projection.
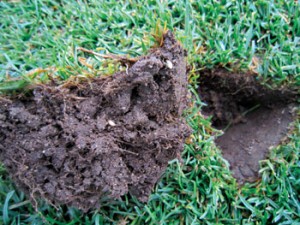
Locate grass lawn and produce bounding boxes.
[0,0,299,224]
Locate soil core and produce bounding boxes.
[0,32,191,211]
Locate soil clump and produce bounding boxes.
[198,68,297,182]
[0,31,191,211]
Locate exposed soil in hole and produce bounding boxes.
[0,32,191,211]
[199,68,298,183]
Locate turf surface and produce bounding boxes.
[0,0,299,224]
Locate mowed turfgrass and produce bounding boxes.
[0,0,299,224]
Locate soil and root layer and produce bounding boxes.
[0,32,191,211]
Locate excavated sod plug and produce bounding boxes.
[0,31,191,211]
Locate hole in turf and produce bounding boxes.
[198,68,298,183]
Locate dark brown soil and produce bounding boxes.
[199,68,297,183]
[0,31,191,211]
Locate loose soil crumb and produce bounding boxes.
[199,68,297,183]
[0,31,191,211]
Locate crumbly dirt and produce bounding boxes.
[0,31,191,211]
[199,68,298,183]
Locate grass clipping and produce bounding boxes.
[0,31,191,211]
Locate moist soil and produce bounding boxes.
[0,31,191,211]
[199,68,298,183]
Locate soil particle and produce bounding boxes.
[0,31,191,211]
[199,68,298,183]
